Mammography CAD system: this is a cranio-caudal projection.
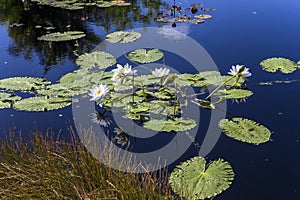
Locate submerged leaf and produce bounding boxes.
[14,97,71,112]
[128,49,164,64]
[143,118,196,132]
[260,57,297,73]
[105,31,141,44]
[38,31,86,42]
[169,156,234,200]
[0,77,50,91]
[219,118,271,145]
[75,51,116,69]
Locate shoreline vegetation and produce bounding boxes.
[0,128,174,199]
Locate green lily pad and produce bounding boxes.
[0,77,51,91]
[194,14,213,19]
[0,101,10,109]
[38,31,86,42]
[128,49,164,64]
[220,89,253,99]
[169,156,234,200]
[260,57,297,74]
[219,118,271,145]
[14,97,71,112]
[143,118,196,132]
[0,92,22,102]
[75,51,116,69]
[105,31,141,44]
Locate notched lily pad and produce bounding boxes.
[169,156,234,200]
[75,51,116,69]
[128,49,164,64]
[219,118,271,145]
[38,31,86,42]
[260,57,297,74]
[14,96,71,112]
[106,31,141,44]
[143,118,196,132]
[0,77,50,91]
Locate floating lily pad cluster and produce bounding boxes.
[31,0,131,10]
[155,3,215,25]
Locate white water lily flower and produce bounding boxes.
[111,63,137,84]
[152,67,170,78]
[88,84,110,102]
[228,65,252,78]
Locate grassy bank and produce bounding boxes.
[0,129,174,199]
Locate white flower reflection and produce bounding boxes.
[90,111,111,127]
[114,127,130,147]
[228,65,252,78]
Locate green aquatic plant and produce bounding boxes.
[38,31,86,42]
[218,118,271,145]
[0,92,21,109]
[14,96,71,112]
[169,156,234,200]
[75,51,117,69]
[128,49,164,64]
[0,77,50,92]
[105,31,141,44]
[143,118,196,132]
[219,89,253,99]
[194,14,212,19]
[260,57,297,74]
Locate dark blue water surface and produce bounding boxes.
[1,0,300,199]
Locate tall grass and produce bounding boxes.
[0,128,174,199]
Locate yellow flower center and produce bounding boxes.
[96,89,103,96]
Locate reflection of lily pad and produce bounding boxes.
[220,89,253,99]
[169,156,234,200]
[0,77,51,91]
[194,14,212,19]
[75,51,116,69]
[106,31,141,44]
[260,57,297,74]
[14,97,71,112]
[143,118,196,132]
[128,49,164,64]
[38,31,86,42]
[219,118,271,145]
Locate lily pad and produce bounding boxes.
[0,77,50,91]
[14,96,71,112]
[260,57,297,74]
[194,14,212,19]
[169,156,234,200]
[105,31,141,44]
[0,101,10,109]
[220,89,253,99]
[218,118,271,145]
[128,49,164,64]
[75,51,116,69]
[38,31,86,42]
[143,118,196,132]
[0,92,22,102]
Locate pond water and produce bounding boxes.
[1,0,300,199]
